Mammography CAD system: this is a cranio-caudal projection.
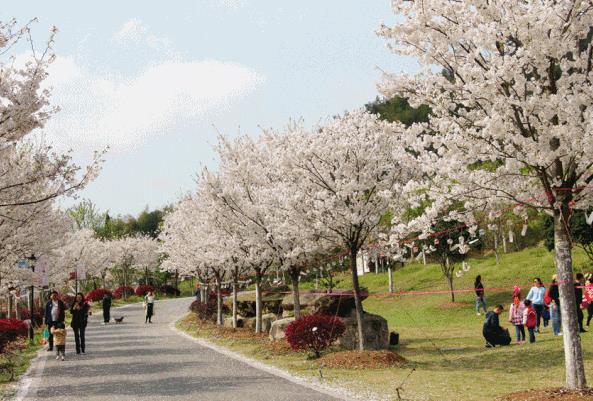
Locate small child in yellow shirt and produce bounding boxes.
[50,322,67,361]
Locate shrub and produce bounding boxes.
[19,307,43,327]
[85,288,112,302]
[135,284,156,297]
[159,285,181,297]
[0,319,28,353]
[189,298,229,322]
[113,286,135,299]
[285,314,346,358]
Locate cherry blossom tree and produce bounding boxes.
[379,0,593,387]
[281,109,416,350]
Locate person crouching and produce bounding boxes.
[483,305,511,347]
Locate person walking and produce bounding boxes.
[523,299,537,343]
[526,278,545,333]
[575,273,586,332]
[508,293,525,344]
[44,291,65,352]
[549,275,562,336]
[50,322,67,361]
[70,292,90,354]
[102,292,112,324]
[474,275,487,316]
[144,290,155,323]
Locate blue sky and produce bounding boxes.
[3,1,415,216]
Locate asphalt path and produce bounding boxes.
[18,297,343,401]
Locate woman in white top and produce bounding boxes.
[144,291,155,323]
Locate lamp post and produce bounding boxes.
[26,255,36,341]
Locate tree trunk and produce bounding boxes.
[8,294,13,319]
[290,268,301,319]
[215,276,223,326]
[232,277,238,329]
[123,266,128,300]
[502,231,508,253]
[555,210,587,389]
[388,263,394,293]
[446,257,455,302]
[255,269,263,333]
[174,269,179,296]
[349,247,365,351]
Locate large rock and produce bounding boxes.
[223,290,285,317]
[223,315,247,328]
[269,317,295,341]
[281,289,369,318]
[339,312,389,350]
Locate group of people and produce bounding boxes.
[43,290,157,361]
[479,273,593,348]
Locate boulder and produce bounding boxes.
[223,315,246,328]
[338,312,389,350]
[269,317,295,341]
[313,290,368,317]
[223,290,285,317]
[281,289,369,318]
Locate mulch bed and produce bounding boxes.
[318,350,407,369]
[497,388,593,401]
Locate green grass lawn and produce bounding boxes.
[179,244,593,401]
[0,333,43,400]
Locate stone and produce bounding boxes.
[269,317,295,341]
[338,312,389,350]
[223,290,285,317]
[223,315,246,328]
[282,289,369,318]
[261,313,278,333]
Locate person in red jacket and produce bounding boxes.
[523,299,537,343]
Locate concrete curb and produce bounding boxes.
[169,318,363,401]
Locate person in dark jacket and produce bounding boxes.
[575,273,586,333]
[44,291,66,352]
[70,292,90,354]
[474,275,487,315]
[483,305,511,347]
[549,276,562,336]
[102,293,112,324]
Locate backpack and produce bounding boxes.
[526,308,537,329]
[544,288,552,306]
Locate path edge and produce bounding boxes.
[169,319,364,401]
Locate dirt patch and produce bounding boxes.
[497,388,593,401]
[318,350,407,369]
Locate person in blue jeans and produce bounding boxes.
[474,275,487,315]
[549,276,562,335]
[526,278,545,333]
[44,291,66,352]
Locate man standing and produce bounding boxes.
[44,291,65,352]
[575,273,586,333]
[102,292,112,324]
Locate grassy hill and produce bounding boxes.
[307,244,593,400]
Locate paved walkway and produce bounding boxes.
[19,298,343,401]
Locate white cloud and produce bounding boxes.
[113,18,147,44]
[217,0,246,9]
[41,56,264,153]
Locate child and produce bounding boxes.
[508,295,525,344]
[523,299,537,343]
[51,322,67,361]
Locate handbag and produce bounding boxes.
[42,328,49,339]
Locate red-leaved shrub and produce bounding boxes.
[159,285,181,297]
[85,288,112,302]
[135,284,155,297]
[0,319,28,352]
[285,314,346,358]
[113,286,135,299]
[189,297,229,322]
[61,294,75,308]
